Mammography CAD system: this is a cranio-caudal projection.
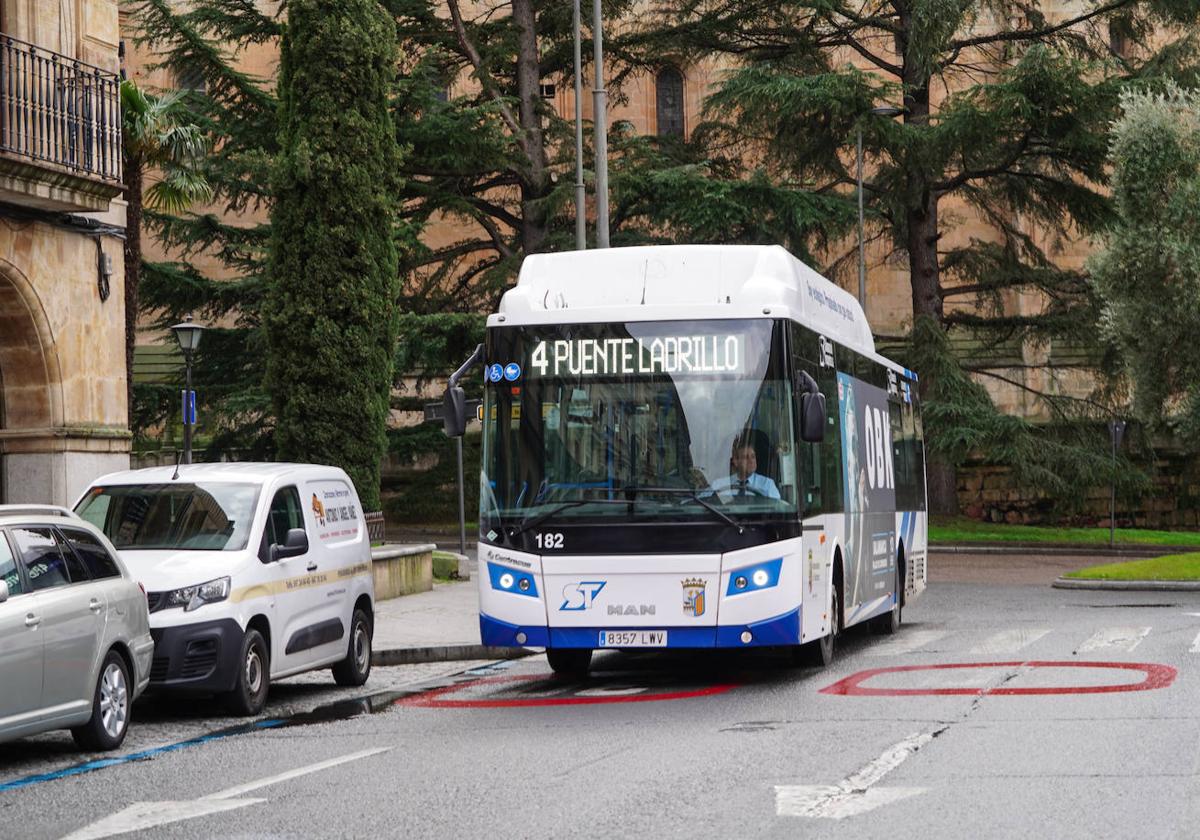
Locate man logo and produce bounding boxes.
[560,581,606,611]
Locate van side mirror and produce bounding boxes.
[272,528,309,562]
[0,578,8,603]
[443,386,467,438]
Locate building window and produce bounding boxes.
[175,65,206,94]
[540,82,556,99]
[655,66,684,138]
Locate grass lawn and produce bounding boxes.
[930,516,1200,547]
[432,549,462,580]
[1064,553,1200,581]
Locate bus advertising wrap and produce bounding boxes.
[838,372,898,609]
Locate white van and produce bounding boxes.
[74,463,375,716]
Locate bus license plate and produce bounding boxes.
[598,630,667,648]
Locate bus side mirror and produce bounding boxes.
[443,386,467,438]
[800,392,826,443]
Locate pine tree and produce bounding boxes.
[126,0,281,453]
[265,0,403,510]
[630,0,1200,512]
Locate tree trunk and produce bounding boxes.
[903,64,959,515]
[123,159,142,430]
[511,0,550,255]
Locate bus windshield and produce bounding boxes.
[481,319,797,530]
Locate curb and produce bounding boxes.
[1051,577,1200,591]
[372,644,538,667]
[931,544,1190,558]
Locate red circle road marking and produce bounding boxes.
[819,661,1177,697]
[396,674,740,708]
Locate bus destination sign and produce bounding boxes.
[529,335,744,377]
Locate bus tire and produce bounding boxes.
[796,579,840,668]
[871,555,903,635]
[547,648,592,676]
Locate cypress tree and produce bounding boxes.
[265,0,402,509]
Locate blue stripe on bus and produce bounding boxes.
[480,609,801,650]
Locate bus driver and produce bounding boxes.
[706,433,781,500]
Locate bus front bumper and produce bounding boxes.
[480,609,800,649]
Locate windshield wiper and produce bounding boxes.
[621,486,744,533]
[510,498,632,536]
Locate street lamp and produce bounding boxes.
[857,105,905,313]
[170,315,206,465]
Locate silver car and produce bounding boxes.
[0,505,154,750]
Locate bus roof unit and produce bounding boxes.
[492,244,876,358]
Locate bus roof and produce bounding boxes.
[492,245,878,360]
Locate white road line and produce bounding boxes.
[775,729,939,818]
[1077,626,1150,653]
[61,748,391,840]
[969,628,1051,655]
[1190,630,1200,654]
[207,747,390,800]
[865,629,948,656]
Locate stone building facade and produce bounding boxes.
[0,0,128,504]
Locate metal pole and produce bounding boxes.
[591,0,609,248]
[573,0,586,250]
[1110,434,1116,549]
[182,354,193,465]
[456,436,466,556]
[857,125,866,310]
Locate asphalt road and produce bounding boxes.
[4,557,1200,840]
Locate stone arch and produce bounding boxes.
[0,260,65,502]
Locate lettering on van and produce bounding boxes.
[311,483,360,541]
[528,335,744,377]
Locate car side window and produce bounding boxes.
[0,532,24,596]
[60,528,122,580]
[13,527,89,590]
[266,486,305,547]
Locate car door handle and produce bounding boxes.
[306,562,318,572]
[89,599,103,613]
[24,613,40,628]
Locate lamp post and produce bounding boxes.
[1108,419,1126,548]
[573,0,586,250]
[592,0,609,248]
[170,315,206,465]
[857,105,904,311]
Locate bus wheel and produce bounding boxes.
[796,583,839,668]
[871,561,902,635]
[547,649,592,676]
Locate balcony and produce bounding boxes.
[0,34,123,213]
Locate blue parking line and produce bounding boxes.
[0,719,285,793]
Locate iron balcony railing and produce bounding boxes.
[0,34,122,184]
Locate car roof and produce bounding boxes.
[83,462,350,487]
[0,504,83,525]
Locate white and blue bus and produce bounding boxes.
[454,245,927,674]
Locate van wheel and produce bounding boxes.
[72,650,131,751]
[332,609,372,687]
[547,649,592,676]
[223,629,269,716]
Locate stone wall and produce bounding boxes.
[957,450,1200,530]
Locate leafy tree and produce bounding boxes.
[125,0,281,453]
[121,79,212,418]
[265,0,404,509]
[635,0,1200,512]
[1092,84,1200,437]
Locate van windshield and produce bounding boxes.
[75,483,261,551]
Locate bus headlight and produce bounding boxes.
[488,564,539,598]
[725,558,783,595]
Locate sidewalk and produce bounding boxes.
[370,579,533,667]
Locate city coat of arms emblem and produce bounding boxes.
[682,578,707,617]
